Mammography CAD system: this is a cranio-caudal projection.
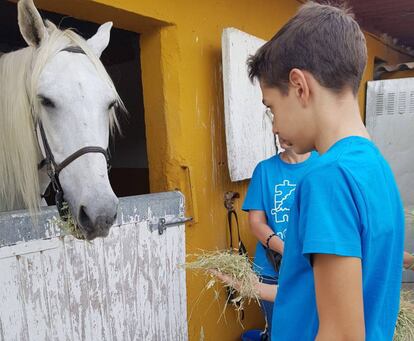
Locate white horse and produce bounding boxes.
[0,0,125,240]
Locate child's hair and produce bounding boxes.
[247,1,367,96]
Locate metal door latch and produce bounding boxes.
[149,216,192,235]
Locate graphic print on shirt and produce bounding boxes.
[271,180,296,239]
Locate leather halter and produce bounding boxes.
[36,46,111,219]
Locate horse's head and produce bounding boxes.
[18,0,123,239]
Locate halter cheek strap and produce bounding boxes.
[37,121,109,173]
[36,120,110,219]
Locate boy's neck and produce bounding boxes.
[314,90,370,154]
[280,150,311,164]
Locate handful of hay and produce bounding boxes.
[395,291,414,341]
[52,202,85,240]
[185,250,260,316]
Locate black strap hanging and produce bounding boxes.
[227,209,247,256]
[224,191,247,320]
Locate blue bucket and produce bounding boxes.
[241,329,266,341]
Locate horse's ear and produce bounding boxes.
[18,0,48,47]
[87,22,113,58]
[44,19,57,33]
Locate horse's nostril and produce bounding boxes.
[78,205,93,232]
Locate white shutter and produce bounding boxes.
[222,28,276,182]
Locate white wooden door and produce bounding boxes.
[0,192,188,341]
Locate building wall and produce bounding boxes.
[362,33,412,117]
[21,0,411,339]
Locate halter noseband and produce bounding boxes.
[36,46,111,219]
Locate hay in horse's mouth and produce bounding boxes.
[54,202,86,240]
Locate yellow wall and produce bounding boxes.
[26,0,412,339]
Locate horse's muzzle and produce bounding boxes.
[77,202,118,240]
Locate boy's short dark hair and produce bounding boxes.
[248,1,367,95]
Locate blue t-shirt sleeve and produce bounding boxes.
[298,165,362,259]
[242,163,265,212]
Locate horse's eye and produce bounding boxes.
[39,96,56,109]
[108,100,117,110]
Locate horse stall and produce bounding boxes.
[0,192,188,340]
[0,1,191,339]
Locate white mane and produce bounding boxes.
[0,25,124,214]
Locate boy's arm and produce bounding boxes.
[313,254,365,341]
[249,210,284,254]
[257,282,278,302]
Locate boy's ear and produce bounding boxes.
[289,69,310,105]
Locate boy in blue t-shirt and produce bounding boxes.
[214,2,404,340]
[247,2,404,340]
[242,137,317,337]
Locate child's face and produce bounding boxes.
[260,80,315,154]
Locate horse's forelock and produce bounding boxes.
[30,26,125,133]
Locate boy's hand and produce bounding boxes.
[209,269,241,291]
[209,269,277,302]
[403,251,414,271]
